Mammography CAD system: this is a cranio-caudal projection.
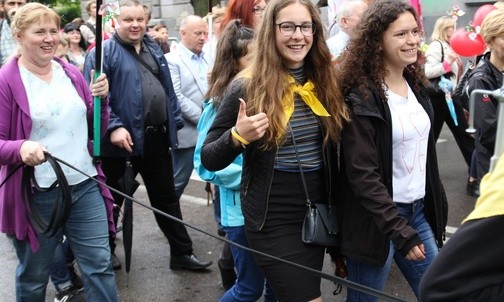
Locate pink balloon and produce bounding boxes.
[450,28,486,57]
[473,4,497,27]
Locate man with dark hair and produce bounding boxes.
[84,0,212,272]
[0,0,26,65]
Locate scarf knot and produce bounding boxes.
[282,76,330,126]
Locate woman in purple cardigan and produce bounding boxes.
[0,3,117,301]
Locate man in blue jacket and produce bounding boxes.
[84,0,212,271]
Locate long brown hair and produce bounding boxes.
[205,20,254,105]
[337,0,426,102]
[241,0,349,149]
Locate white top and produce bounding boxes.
[22,60,97,187]
[386,82,430,203]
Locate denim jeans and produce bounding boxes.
[49,238,72,291]
[346,199,439,302]
[12,179,117,302]
[172,146,195,199]
[220,226,276,302]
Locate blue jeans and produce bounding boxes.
[346,199,439,302]
[50,239,72,291]
[12,179,117,302]
[220,226,276,302]
[172,146,195,198]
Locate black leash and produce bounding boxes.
[1,152,73,236]
[0,153,406,302]
[21,152,72,236]
[48,155,406,302]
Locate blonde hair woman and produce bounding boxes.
[0,3,117,301]
[424,15,475,192]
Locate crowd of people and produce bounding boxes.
[0,0,503,301]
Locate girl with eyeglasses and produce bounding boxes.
[201,0,349,301]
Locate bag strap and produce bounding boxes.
[437,40,444,63]
[289,126,312,207]
[117,40,158,77]
[84,21,96,35]
[131,51,157,76]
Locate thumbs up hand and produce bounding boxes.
[232,98,269,148]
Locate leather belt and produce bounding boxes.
[145,124,167,134]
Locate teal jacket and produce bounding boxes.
[193,100,244,227]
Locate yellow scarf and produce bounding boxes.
[282,76,330,127]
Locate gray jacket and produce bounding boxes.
[165,44,208,148]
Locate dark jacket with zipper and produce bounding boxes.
[84,34,184,156]
[466,52,504,179]
[201,78,339,232]
[339,73,447,266]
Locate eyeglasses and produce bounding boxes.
[276,22,316,37]
[253,6,266,15]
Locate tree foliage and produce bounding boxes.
[39,0,82,25]
[191,0,213,17]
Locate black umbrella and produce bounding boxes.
[117,157,139,277]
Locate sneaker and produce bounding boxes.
[54,285,77,302]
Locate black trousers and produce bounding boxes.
[430,92,475,167]
[101,131,193,257]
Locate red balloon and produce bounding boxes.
[473,4,497,27]
[450,28,486,57]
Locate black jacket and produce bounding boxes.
[467,52,504,179]
[339,73,447,266]
[201,79,339,232]
[419,215,504,301]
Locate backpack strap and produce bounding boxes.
[84,22,96,35]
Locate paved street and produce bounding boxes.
[0,125,477,301]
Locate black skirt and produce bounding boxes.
[246,169,326,302]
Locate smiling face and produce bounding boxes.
[275,2,313,69]
[381,12,419,74]
[115,4,147,47]
[66,29,81,45]
[17,19,59,68]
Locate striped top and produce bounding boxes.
[274,67,323,172]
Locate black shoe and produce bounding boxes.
[67,262,83,290]
[170,254,212,270]
[218,259,236,290]
[466,179,480,197]
[111,253,122,270]
[217,228,226,237]
[55,285,79,302]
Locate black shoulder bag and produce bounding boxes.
[289,128,340,246]
[427,40,447,95]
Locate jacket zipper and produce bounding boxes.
[258,151,277,231]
